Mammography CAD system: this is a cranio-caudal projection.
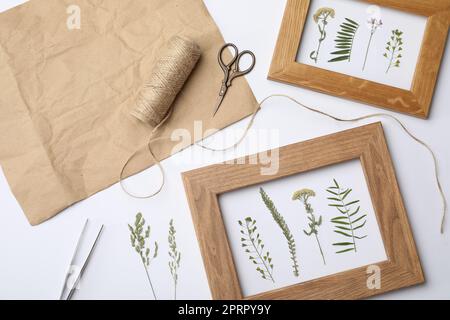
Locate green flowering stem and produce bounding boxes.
[168,219,181,300]
[310,7,335,63]
[293,189,326,265]
[362,32,374,71]
[239,217,275,283]
[260,188,299,277]
[142,263,157,300]
[314,232,325,264]
[128,213,159,300]
[384,29,403,74]
[363,18,383,70]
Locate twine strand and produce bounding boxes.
[119,41,446,234]
[120,36,200,198]
[195,94,447,234]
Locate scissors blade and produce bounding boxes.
[58,219,89,300]
[66,224,104,300]
[213,93,226,117]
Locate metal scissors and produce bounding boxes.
[58,219,104,300]
[213,43,256,117]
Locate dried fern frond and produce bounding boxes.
[328,18,359,63]
[327,179,367,254]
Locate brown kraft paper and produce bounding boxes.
[0,0,258,225]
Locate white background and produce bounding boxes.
[0,0,449,300]
[220,160,387,297]
[296,0,426,90]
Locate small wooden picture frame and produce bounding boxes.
[268,0,450,118]
[182,123,423,299]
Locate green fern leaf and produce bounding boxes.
[345,18,359,25]
[336,248,355,254]
[353,221,367,230]
[334,230,353,237]
[345,200,360,206]
[351,214,367,225]
[327,179,368,254]
[328,18,359,63]
[333,242,354,246]
[326,189,339,196]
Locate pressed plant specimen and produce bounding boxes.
[384,29,404,74]
[168,219,181,300]
[310,7,335,63]
[328,18,360,63]
[238,217,275,283]
[259,187,299,277]
[327,179,367,254]
[292,189,326,265]
[128,212,159,299]
[362,17,383,70]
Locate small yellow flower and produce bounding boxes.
[313,7,335,23]
[292,189,316,201]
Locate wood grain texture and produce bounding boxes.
[268,0,450,118]
[182,123,424,300]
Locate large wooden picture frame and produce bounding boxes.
[182,123,423,299]
[268,0,450,118]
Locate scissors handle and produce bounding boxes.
[228,50,256,83]
[218,43,239,72]
[214,43,256,117]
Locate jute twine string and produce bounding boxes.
[197,94,447,234]
[120,36,200,198]
[119,37,446,234]
[130,36,201,126]
[122,93,447,234]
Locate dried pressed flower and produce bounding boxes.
[168,219,181,300]
[260,188,299,277]
[128,212,159,299]
[310,7,336,63]
[384,29,404,73]
[238,217,275,283]
[313,7,335,23]
[293,188,326,265]
[363,17,383,70]
[292,188,316,201]
[327,179,368,254]
[328,18,360,63]
[366,17,383,29]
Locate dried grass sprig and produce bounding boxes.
[128,212,159,299]
[168,219,181,300]
[238,217,275,283]
[259,188,299,277]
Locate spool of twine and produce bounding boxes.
[120,36,200,199]
[131,35,201,127]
